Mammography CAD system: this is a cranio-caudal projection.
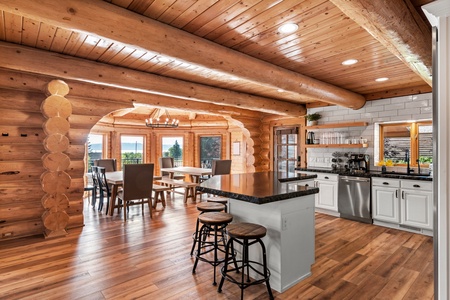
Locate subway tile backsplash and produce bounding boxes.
[307,93,432,170]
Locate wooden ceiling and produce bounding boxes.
[0,0,434,118]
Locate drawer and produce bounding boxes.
[401,180,433,191]
[316,173,338,181]
[372,177,400,188]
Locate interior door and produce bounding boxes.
[274,127,299,172]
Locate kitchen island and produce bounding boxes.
[197,171,319,293]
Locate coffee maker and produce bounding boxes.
[348,154,370,173]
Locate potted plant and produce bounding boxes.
[305,113,321,126]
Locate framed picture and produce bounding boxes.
[232,141,240,156]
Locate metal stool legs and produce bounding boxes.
[218,236,274,300]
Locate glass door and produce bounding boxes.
[274,127,299,172]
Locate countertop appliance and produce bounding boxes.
[338,176,372,223]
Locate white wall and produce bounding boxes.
[307,93,432,170]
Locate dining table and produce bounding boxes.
[160,166,212,183]
[104,171,124,216]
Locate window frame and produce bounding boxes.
[119,134,146,167]
[379,120,432,167]
[199,135,223,168]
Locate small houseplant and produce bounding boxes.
[305,113,321,125]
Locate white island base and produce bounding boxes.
[228,194,315,293]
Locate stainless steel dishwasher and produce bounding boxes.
[338,176,372,223]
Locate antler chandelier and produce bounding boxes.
[145,108,179,128]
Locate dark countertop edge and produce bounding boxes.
[278,174,317,182]
[295,168,433,181]
[196,186,319,205]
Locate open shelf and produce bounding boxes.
[305,143,368,148]
[305,121,368,130]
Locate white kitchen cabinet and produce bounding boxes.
[297,171,339,216]
[372,177,433,235]
[372,178,400,223]
[315,173,339,215]
[401,181,433,230]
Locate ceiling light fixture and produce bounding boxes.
[278,23,299,34]
[145,108,179,128]
[341,59,358,66]
[375,77,389,82]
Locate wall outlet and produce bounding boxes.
[282,217,288,231]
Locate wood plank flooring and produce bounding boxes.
[0,195,434,299]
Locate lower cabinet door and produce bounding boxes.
[372,186,400,223]
[401,189,433,230]
[316,180,338,211]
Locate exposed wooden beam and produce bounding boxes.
[0,42,305,117]
[0,0,366,109]
[330,0,432,86]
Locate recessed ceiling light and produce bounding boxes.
[278,23,298,34]
[375,77,389,82]
[341,59,358,66]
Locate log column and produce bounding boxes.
[40,80,72,238]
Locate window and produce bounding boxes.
[87,134,103,172]
[121,135,144,167]
[200,136,222,168]
[378,121,432,166]
[162,136,183,166]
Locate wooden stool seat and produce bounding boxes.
[226,222,266,240]
[196,202,225,212]
[206,197,228,204]
[198,212,233,226]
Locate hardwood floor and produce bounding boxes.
[0,195,434,299]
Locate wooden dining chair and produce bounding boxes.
[205,159,232,208]
[118,163,154,221]
[211,159,232,176]
[96,166,113,213]
[94,159,117,172]
[159,157,185,179]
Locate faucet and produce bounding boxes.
[405,149,412,174]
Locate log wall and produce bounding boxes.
[0,69,259,240]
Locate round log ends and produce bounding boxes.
[42,210,70,231]
[41,171,71,194]
[47,79,70,96]
[42,152,71,171]
[44,134,70,153]
[41,194,70,212]
[41,95,72,118]
[43,117,70,135]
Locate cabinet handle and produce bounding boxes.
[402,191,404,199]
[395,190,398,198]
[324,176,329,179]
[383,182,389,185]
[413,184,420,188]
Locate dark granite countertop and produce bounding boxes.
[197,171,319,205]
[295,168,433,181]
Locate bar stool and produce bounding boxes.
[218,222,274,300]
[190,202,226,256]
[206,197,229,212]
[192,211,234,286]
